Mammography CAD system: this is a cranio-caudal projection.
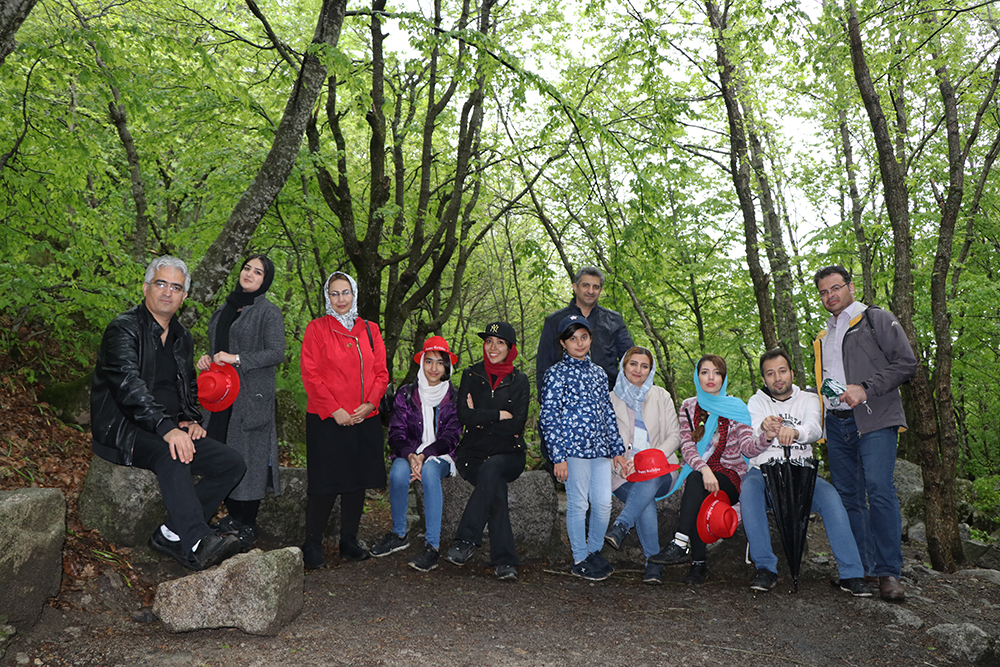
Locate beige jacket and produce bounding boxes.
[610,386,681,489]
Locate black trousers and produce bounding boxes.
[131,428,246,554]
[455,451,525,566]
[677,470,739,561]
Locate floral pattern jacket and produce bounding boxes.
[539,353,625,463]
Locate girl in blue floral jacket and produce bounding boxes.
[540,315,625,581]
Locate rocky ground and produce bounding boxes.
[3,370,999,666]
[4,514,1000,667]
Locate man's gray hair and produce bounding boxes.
[145,256,191,292]
[573,266,604,287]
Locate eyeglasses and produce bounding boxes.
[328,289,353,299]
[818,283,847,299]
[149,279,185,293]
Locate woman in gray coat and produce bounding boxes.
[197,255,286,550]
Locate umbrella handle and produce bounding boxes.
[783,445,791,459]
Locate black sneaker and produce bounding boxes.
[495,564,518,581]
[189,533,241,571]
[339,537,371,561]
[211,516,238,535]
[648,541,689,565]
[302,541,327,570]
[839,577,874,597]
[683,560,707,585]
[571,553,610,581]
[643,562,664,585]
[590,551,614,577]
[409,546,439,572]
[444,540,477,566]
[749,568,778,591]
[148,526,184,564]
[604,522,629,550]
[371,532,410,557]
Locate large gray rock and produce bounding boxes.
[895,458,924,528]
[952,568,1000,587]
[78,456,166,547]
[0,488,66,631]
[255,467,340,546]
[422,470,560,559]
[79,457,319,550]
[926,623,994,663]
[153,547,303,635]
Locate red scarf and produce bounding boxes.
[483,343,518,389]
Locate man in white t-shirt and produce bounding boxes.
[743,348,872,597]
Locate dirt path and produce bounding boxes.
[6,545,999,667]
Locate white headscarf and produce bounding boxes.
[324,271,359,330]
[415,352,450,453]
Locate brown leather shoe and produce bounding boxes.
[878,576,906,602]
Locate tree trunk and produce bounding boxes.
[837,109,875,303]
[0,0,36,66]
[186,0,348,318]
[844,0,966,571]
[705,0,777,350]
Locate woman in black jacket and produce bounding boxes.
[444,321,529,581]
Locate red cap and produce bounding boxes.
[197,363,240,412]
[696,491,738,544]
[413,335,458,366]
[626,448,681,482]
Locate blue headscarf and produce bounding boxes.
[656,362,752,500]
[613,352,656,413]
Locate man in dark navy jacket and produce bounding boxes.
[536,267,633,468]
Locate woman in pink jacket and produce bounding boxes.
[648,354,769,584]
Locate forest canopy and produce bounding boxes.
[2,0,999,569]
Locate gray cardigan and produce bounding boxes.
[205,295,286,501]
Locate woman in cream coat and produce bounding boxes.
[604,346,681,584]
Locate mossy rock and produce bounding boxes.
[38,372,92,427]
[275,388,306,448]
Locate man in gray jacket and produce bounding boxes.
[812,265,917,602]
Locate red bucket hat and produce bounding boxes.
[413,335,458,366]
[197,363,241,412]
[626,449,681,483]
[697,491,738,544]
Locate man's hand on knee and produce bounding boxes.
[179,421,206,440]
[165,428,196,463]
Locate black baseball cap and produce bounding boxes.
[476,321,517,347]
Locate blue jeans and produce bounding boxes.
[566,457,612,563]
[742,467,864,579]
[612,475,674,560]
[825,414,903,578]
[389,457,450,550]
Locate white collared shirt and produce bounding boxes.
[820,300,868,410]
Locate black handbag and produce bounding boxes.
[363,319,395,417]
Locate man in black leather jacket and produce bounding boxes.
[91,256,245,571]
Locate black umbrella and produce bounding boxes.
[759,446,818,592]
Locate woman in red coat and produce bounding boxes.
[300,271,389,569]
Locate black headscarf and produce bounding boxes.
[213,255,275,354]
[207,255,275,444]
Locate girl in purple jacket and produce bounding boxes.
[372,336,462,572]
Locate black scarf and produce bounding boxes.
[213,255,275,354]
